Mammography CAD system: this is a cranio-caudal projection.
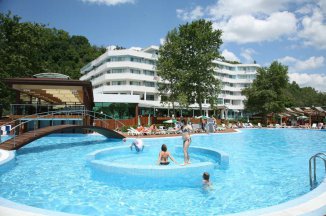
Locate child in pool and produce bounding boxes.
[157,144,178,165]
[202,172,213,190]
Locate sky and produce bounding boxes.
[1,0,326,92]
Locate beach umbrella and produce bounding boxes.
[137,115,141,126]
[163,119,177,124]
[195,116,208,119]
[297,115,308,120]
[148,114,151,126]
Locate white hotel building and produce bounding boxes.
[80,46,259,119]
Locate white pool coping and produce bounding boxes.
[0,132,325,216]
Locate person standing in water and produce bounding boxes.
[181,119,192,165]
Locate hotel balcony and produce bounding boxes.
[98,85,157,94]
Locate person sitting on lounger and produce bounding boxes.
[157,144,177,165]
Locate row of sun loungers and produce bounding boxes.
[127,127,183,136]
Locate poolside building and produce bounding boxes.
[2,73,94,131]
[80,46,259,120]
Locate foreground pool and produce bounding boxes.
[0,129,325,215]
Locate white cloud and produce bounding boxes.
[317,0,326,15]
[81,0,134,6]
[221,49,240,62]
[289,73,326,92]
[241,48,257,63]
[176,6,204,21]
[208,0,291,19]
[299,9,326,49]
[215,12,297,43]
[279,56,325,72]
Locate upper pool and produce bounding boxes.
[0,129,325,215]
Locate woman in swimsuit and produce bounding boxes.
[182,122,192,165]
[157,144,177,165]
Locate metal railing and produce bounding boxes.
[10,103,86,116]
[0,110,125,147]
[309,152,326,190]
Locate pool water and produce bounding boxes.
[98,145,215,165]
[0,129,325,215]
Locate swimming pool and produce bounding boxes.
[0,129,325,215]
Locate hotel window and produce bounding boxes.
[112,69,126,73]
[130,81,141,86]
[112,81,126,85]
[228,75,236,79]
[144,81,155,87]
[130,57,141,62]
[130,69,141,74]
[146,95,155,101]
[217,98,224,104]
[144,70,154,76]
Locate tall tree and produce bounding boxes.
[157,19,222,115]
[157,29,183,114]
[242,61,289,124]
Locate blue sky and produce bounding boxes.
[1,0,326,92]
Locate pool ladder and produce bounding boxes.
[309,152,326,190]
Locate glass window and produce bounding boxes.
[112,81,126,85]
[146,95,155,101]
[217,98,224,104]
[144,70,155,76]
[144,81,155,87]
[130,81,141,86]
[130,69,141,74]
[112,69,126,73]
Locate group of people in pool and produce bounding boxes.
[127,120,212,189]
[130,119,192,165]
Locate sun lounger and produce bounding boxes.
[128,127,143,136]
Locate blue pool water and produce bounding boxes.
[0,129,325,215]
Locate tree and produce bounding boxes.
[242,61,289,124]
[157,29,183,114]
[285,81,326,107]
[0,11,106,112]
[157,19,222,115]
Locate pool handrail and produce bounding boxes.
[309,152,326,190]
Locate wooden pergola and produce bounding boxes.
[3,75,94,112]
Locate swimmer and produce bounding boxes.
[202,172,213,190]
[157,144,177,165]
[130,138,144,152]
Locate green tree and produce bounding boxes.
[242,61,289,124]
[285,81,326,107]
[157,19,222,115]
[0,11,105,111]
[157,29,183,114]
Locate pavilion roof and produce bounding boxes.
[3,77,94,110]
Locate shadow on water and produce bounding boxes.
[17,139,121,156]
